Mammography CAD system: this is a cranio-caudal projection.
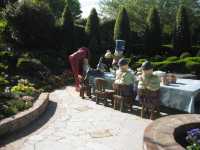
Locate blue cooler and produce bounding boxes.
[115,40,126,52]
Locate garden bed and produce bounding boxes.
[0,92,49,137]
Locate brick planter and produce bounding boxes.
[143,114,200,150]
[0,93,49,137]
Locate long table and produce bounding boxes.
[89,72,200,113]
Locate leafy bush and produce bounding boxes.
[144,7,161,56]
[4,105,18,117]
[0,75,9,92]
[186,61,200,75]
[180,52,191,59]
[166,56,179,61]
[196,50,200,57]
[3,1,56,49]
[17,57,49,77]
[0,51,17,74]
[150,55,164,62]
[11,79,36,96]
[133,56,200,74]
[2,98,33,118]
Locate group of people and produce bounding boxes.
[69,40,161,118]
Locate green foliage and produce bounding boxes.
[114,7,130,44]
[85,8,100,43]
[173,5,192,53]
[145,7,162,56]
[166,56,179,61]
[180,52,191,59]
[196,50,200,57]
[17,57,49,77]
[3,1,56,49]
[65,0,82,19]
[133,57,200,75]
[74,24,86,49]
[44,0,66,19]
[11,79,36,96]
[100,0,200,33]
[85,8,101,65]
[62,3,74,51]
[4,105,18,117]
[0,75,9,92]
[100,19,115,51]
[2,98,33,118]
[186,61,200,74]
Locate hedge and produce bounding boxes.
[132,57,200,75]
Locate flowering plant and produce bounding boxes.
[186,128,200,150]
[11,79,36,96]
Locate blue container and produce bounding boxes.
[115,40,126,51]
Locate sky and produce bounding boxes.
[79,0,100,18]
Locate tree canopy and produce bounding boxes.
[114,7,130,42]
[99,0,200,33]
[145,7,162,55]
[173,5,191,52]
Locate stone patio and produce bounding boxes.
[0,86,151,150]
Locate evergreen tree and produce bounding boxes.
[66,0,82,19]
[85,8,101,66]
[62,3,74,52]
[85,8,100,43]
[114,7,130,43]
[173,5,191,53]
[144,7,162,56]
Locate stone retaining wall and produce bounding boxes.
[0,93,49,137]
[143,114,200,150]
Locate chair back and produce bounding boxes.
[95,78,107,92]
[113,83,131,97]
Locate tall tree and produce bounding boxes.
[173,5,191,53]
[145,7,162,55]
[62,3,74,52]
[114,7,130,42]
[66,0,82,19]
[99,0,200,33]
[38,0,82,19]
[85,8,101,66]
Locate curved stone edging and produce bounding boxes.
[0,93,49,137]
[143,114,200,150]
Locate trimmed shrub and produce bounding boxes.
[62,3,74,52]
[114,7,130,47]
[0,76,9,92]
[173,6,191,53]
[17,58,49,78]
[3,1,56,49]
[186,61,200,75]
[85,8,100,43]
[166,56,179,61]
[144,7,162,56]
[196,50,200,57]
[180,52,191,59]
[4,106,18,117]
[85,8,101,65]
[100,19,115,51]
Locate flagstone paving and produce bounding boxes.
[0,86,152,150]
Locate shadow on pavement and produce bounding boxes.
[0,101,57,147]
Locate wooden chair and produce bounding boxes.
[139,89,160,120]
[79,77,91,99]
[95,78,114,106]
[113,83,134,112]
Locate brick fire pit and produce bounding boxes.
[143,114,200,150]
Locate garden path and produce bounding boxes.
[0,86,151,150]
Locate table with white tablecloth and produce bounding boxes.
[88,72,200,113]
